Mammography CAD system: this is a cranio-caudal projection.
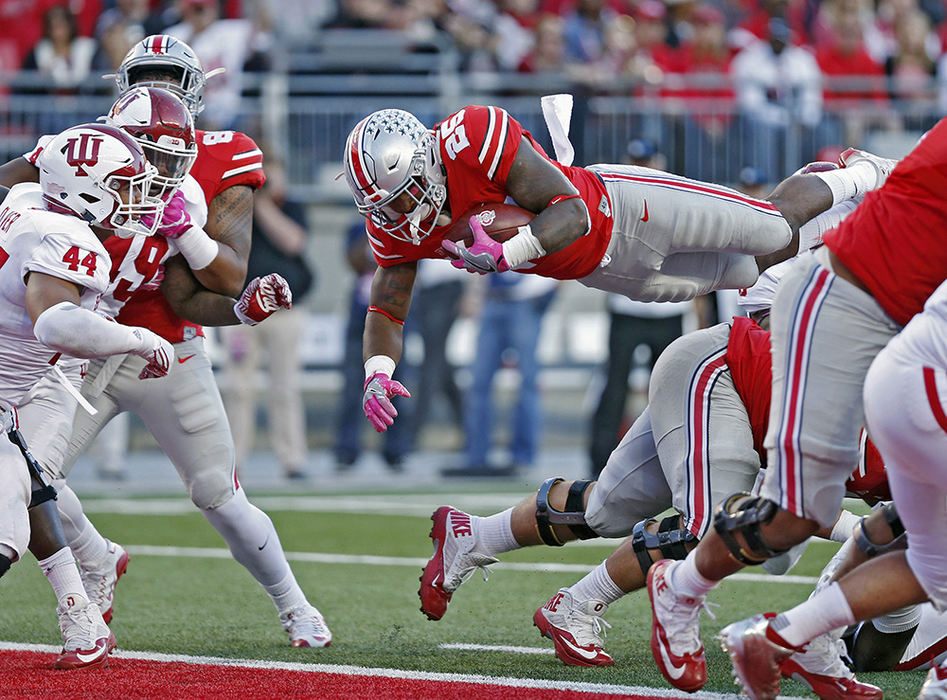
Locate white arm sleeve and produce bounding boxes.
[33,301,147,359]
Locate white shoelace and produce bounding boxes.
[60,602,103,650]
[569,609,612,646]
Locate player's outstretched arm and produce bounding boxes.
[200,184,254,297]
[0,157,39,188]
[161,255,291,326]
[361,262,416,432]
[26,272,172,378]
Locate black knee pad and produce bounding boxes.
[854,502,907,558]
[535,477,598,547]
[28,485,57,509]
[631,514,697,575]
[713,492,788,565]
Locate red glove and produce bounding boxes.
[130,328,174,379]
[234,273,293,326]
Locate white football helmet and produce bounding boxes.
[37,123,165,238]
[113,34,223,118]
[343,109,446,244]
[106,86,198,201]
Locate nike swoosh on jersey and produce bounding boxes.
[558,633,600,661]
[177,354,196,363]
[74,639,109,664]
[640,199,649,222]
[658,637,689,680]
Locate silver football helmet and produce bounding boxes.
[343,109,446,244]
[113,34,223,118]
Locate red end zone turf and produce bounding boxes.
[1,649,675,699]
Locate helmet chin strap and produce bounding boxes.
[407,203,432,244]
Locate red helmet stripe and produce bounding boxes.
[349,117,378,197]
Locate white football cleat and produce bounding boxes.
[781,629,882,700]
[280,604,332,648]
[647,559,712,693]
[533,588,613,667]
[418,506,498,620]
[838,148,898,191]
[79,540,129,624]
[54,593,116,670]
[920,660,947,699]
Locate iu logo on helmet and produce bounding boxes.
[64,134,104,176]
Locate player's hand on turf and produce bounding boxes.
[130,328,174,379]
[442,215,509,274]
[362,372,411,432]
[234,273,293,326]
[143,190,192,239]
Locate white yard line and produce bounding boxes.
[122,544,818,584]
[0,641,809,699]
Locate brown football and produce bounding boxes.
[442,202,536,247]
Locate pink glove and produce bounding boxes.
[442,215,509,274]
[362,372,411,432]
[234,273,293,326]
[142,190,192,239]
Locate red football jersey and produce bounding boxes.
[725,316,773,463]
[117,129,266,342]
[367,105,613,279]
[846,429,891,505]
[824,117,947,326]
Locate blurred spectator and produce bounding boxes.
[334,222,414,471]
[21,4,97,92]
[518,13,568,72]
[442,3,498,71]
[731,16,826,180]
[165,0,254,129]
[325,0,393,29]
[406,259,467,448]
[94,0,148,40]
[223,159,315,480]
[92,5,144,72]
[562,0,617,63]
[442,274,557,478]
[494,0,541,71]
[257,0,335,45]
[885,8,937,104]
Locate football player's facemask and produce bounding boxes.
[343,109,447,245]
[111,34,224,118]
[37,123,165,238]
[105,86,198,201]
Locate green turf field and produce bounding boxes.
[0,491,929,698]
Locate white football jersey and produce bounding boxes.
[0,183,109,410]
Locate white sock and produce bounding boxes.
[54,482,109,567]
[37,546,85,603]
[669,555,719,598]
[830,509,861,543]
[474,508,519,555]
[770,582,856,648]
[814,163,879,206]
[570,560,625,604]
[201,488,307,614]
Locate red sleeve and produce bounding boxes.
[437,105,525,188]
[192,130,266,204]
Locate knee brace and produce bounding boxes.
[0,553,10,578]
[535,477,597,546]
[713,492,789,565]
[854,502,907,558]
[631,514,697,575]
[28,485,57,509]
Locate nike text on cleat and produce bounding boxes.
[920,660,947,699]
[717,613,794,700]
[79,540,129,624]
[54,594,116,670]
[781,629,882,700]
[647,559,710,692]
[418,506,497,621]
[280,604,332,648]
[533,588,613,667]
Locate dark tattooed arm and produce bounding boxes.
[504,136,588,254]
[161,255,242,326]
[363,261,417,364]
[189,184,254,298]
